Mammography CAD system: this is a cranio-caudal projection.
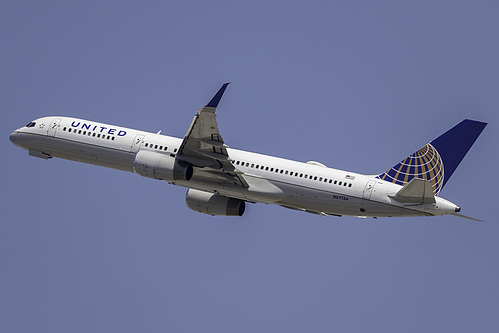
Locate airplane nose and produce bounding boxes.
[9,131,18,145]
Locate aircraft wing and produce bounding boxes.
[176,83,248,187]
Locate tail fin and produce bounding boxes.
[377,119,487,195]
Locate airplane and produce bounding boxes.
[10,83,487,220]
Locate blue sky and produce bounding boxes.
[1,1,498,332]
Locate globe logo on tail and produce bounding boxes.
[377,144,444,195]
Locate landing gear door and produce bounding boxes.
[363,180,376,200]
[131,134,144,153]
[48,118,61,137]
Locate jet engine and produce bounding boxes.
[133,150,193,181]
[185,189,245,216]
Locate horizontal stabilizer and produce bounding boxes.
[391,178,435,203]
[451,213,484,222]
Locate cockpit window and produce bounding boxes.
[26,122,36,128]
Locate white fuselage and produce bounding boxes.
[10,116,460,218]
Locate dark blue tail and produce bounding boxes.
[377,119,487,195]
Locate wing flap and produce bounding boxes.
[195,167,249,187]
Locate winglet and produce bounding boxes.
[206,83,231,108]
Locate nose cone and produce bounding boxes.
[9,131,18,145]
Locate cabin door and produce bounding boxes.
[47,118,61,137]
[363,180,376,200]
[131,134,144,153]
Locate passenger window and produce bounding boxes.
[319,177,322,181]
[83,131,86,135]
[112,137,115,140]
[78,130,82,134]
[300,173,303,177]
[280,170,283,174]
[68,128,72,133]
[97,134,101,138]
[266,166,269,171]
[251,164,254,168]
[145,143,148,147]
[285,171,288,175]
[246,162,249,167]
[164,147,168,151]
[329,179,332,183]
[344,182,347,186]
[349,184,352,187]
[155,145,158,149]
[159,146,163,150]
[334,180,337,184]
[174,148,177,152]
[314,176,317,180]
[93,133,96,137]
[339,181,342,186]
[270,168,274,172]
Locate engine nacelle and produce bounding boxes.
[185,189,245,216]
[133,150,193,181]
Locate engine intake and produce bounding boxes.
[133,150,193,181]
[185,189,245,216]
